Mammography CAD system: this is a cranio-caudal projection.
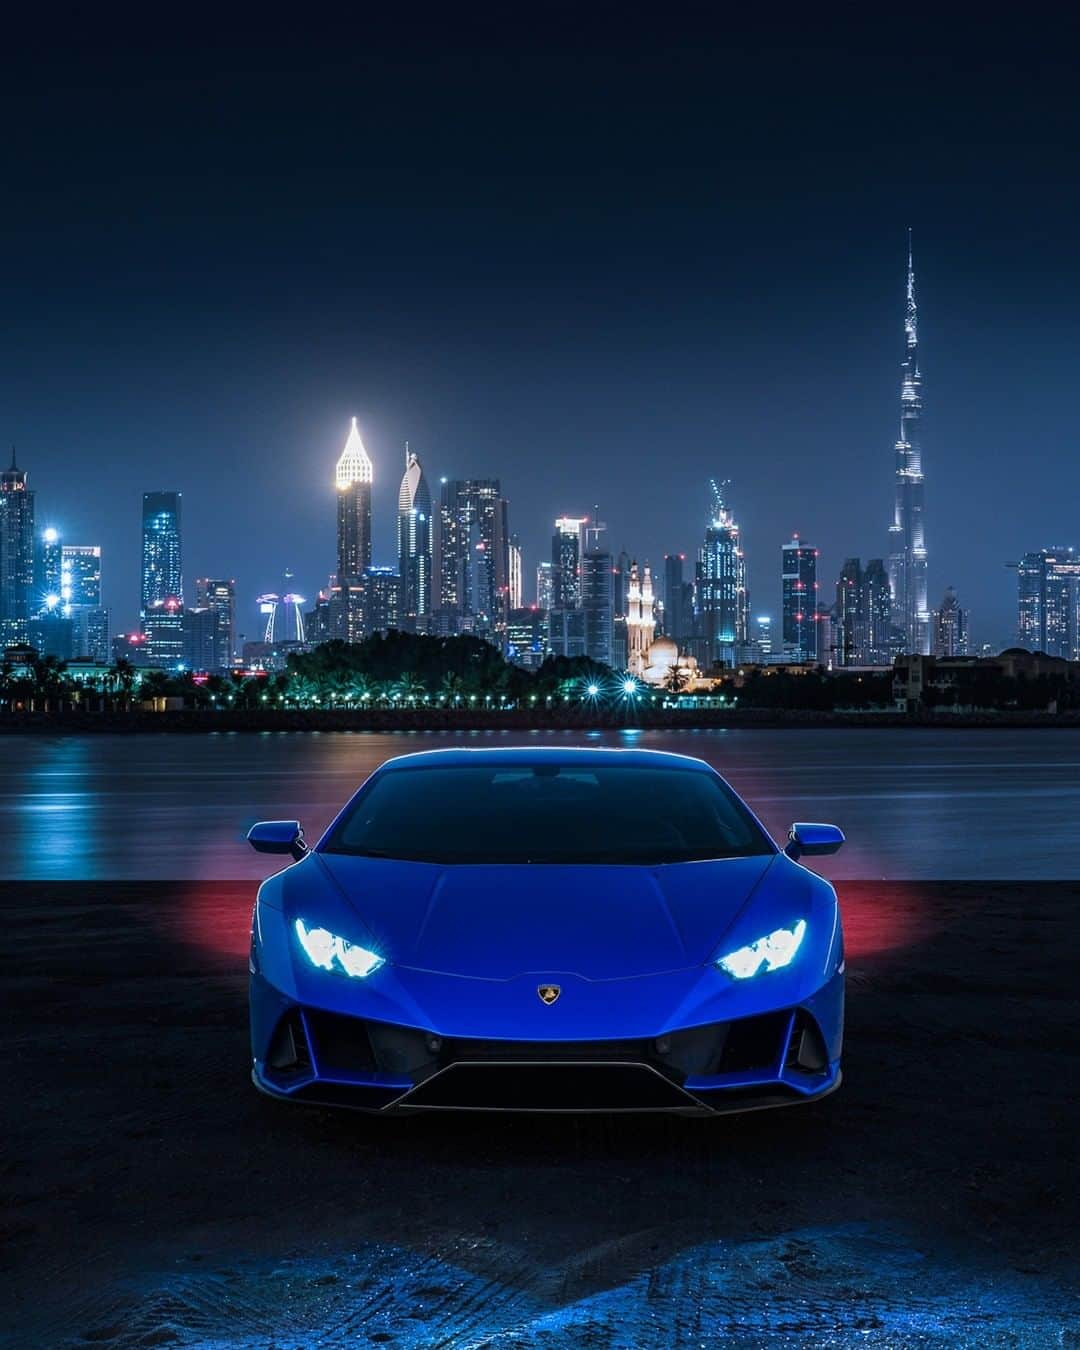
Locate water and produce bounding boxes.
[4,726,1079,880]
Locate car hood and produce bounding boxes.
[315,852,778,979]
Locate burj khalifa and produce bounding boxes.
[887,233,930,655]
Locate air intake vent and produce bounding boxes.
[266,1010,313,1081]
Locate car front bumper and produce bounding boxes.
[250,969,843,1116]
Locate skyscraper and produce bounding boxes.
[0,452,36,646]
[334,418,373,641]
[835,558,865,666]
[38,526,62,607]
[932,587,969,657]
[551,517,587,609]
[863,559,893,664]
[61,546,101,606]
[781,535,817,661]
[580,546,614,666]
[695,479,748,668]
[435,479,507,635]
[195,578,236,668]
[887,233,930,654]
[141,491,182,620]
[397,445,432,631]
[507,533,523,611]
[663,554,691,646]
[535,560,556,610]
[1015,549,1080,658]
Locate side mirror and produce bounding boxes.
[785,822,844,861]
[247,820,308,862]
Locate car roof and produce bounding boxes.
[372,746,715,773]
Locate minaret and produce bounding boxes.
[626,563,655,675]
[335,417,374,641]
[887,232,930,654]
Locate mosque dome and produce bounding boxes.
[647,636,679,668]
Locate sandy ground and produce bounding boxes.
[1,880,1077,1348]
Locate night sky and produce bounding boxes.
[3,8,1079,646]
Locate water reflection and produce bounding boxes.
[2,728,1079,880]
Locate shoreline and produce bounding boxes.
[4,706,1080,733]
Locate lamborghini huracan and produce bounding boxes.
[247,747,845,1115]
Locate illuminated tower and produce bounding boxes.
[0,451,36,645]
[781,535,817,661]
[141,491,182,622]
[626,562,655,675]
[397,444,432,631]
[551,516,587,609]
[435,478,507,635]
[696,479,748,668]
[887,233,930,654]
[334,417,373,641]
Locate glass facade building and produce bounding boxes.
[141,491,182,621]
[334,419,374,642]
[0,453,35,646]
[397,448,432,631]
[580,548,614,666]
[781,535,817,661]
[551,517,587,610]
[695,483,748,668]
[435,479,507,636]
[195,578,236,669]
[1016,549,1080,658]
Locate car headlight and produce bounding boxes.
[294,918,384,978]
[716,919,807,980]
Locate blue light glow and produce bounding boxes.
[717,919,807,979]
[294,918,384,977]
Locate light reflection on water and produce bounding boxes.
[3,727,1079,880]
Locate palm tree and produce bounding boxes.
[391,673,427,707]
[108,656,138,710]
[439,672,465,707]
[664,664,689,695]
[32,654,70,710]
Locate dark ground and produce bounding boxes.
[2,881,1077,1347]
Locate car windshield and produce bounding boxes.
[321,762,774,865]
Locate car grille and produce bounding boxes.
[398,1062,699,1111]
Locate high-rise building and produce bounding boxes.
[144,596,184,666]
[506,608,547,668]
[863,559,893,664]
[435,479,507,635]
[580,547,614,666]
[781,535,817,661]
[141,491,182,621]
[71,606,110,663]
[932,586,969,657]
[547,607,587,658]
[536,561,556,610]
[334,418,374,642]
[663,554,691,646]
[695,480,748,669]
[195,578,236,668]
[365,567,401,634]
[0,452,36,646]
[508,533,523,611]
[38,526,62,608]
[183,606,222,672]
[1015,549,1080,658]
[551,517,587,609]
[753,615,774,662]
[61,546,101,607]
[835,558,865,666]
[397,446,432,631]
[887,233,930,654]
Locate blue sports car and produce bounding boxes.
[247,747,845,1115]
